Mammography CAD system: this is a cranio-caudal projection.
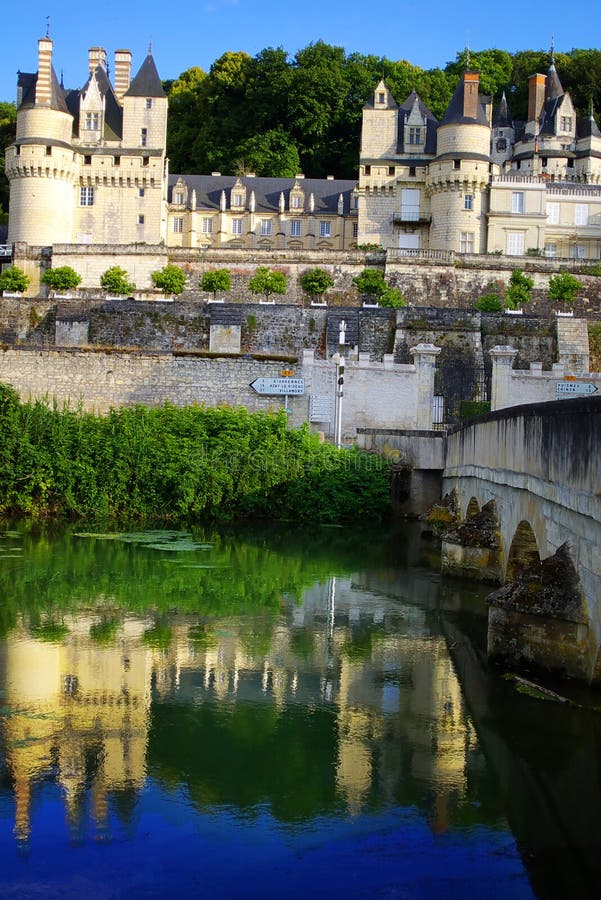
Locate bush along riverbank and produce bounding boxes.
[0,384,391,523]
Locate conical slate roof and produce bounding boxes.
[125,53,166,98]
[493,92,513,128]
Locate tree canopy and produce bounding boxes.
[162,44,601,181]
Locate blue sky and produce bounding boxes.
[2,0,599,101]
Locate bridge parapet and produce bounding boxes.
[442,396,601,683]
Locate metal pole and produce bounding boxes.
[336,320,346,449]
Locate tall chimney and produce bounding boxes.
[88,47,107,74]
[528,73,546,123]
[114,49,132,100]
[35,37,53,106]
[462,72,480,120]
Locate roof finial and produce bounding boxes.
[550,34,555,66]
[45,15,50,38]
[60,68,64,88]
[466,36,471,71]
[148,39,153,55]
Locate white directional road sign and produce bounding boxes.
[556,381,599,396]
[250,377,305,396]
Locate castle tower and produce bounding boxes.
[6,36,77,245]
[426,71,491,253]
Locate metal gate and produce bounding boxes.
[433,362,489,430]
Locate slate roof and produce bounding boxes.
[168,175,358,214]
[125,54,166,98]
[363,80,398,110]
[578,110,601,139]
[17,66,69,114]
[493,92,514,129]
[439,74,489,127]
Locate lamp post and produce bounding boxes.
[335,320,346,448]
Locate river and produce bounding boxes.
[0,521,599,898]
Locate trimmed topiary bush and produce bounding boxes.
[41,266,82,292]
[0,266,29,293]
[100,266,136,296]
[151,264,186,295]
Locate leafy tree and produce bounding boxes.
[151,264,187,295]
[299,267,334,302]
[200,269,231,301]
[248,267,287,302]
[41,266,82,292]
[234,128,300,178]
[166,67,208,173]
[0,266,29,293]
[446,49,513,99]
[100,266,135,296]
[353,268,386,302]
[505,268,534,310]
[0,101,16,217]
[548,272,581,306]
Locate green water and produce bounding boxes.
[0,522,599,898]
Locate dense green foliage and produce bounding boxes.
[0,100,16,218]
[0,385,391,523]
[41,266,82,291]
[0,265,29,293]
[353,268,387,300]
[476,292,504,312]
[504,268,534,309]
[299,267,334,301]
[163,44,601,179]
[100,266,136,295]
[151,264,187,295]
[199,268,232,299]
[248,266,287,301]
[548,272,581,306]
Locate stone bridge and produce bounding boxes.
[440,396,601,683]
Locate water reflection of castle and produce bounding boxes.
[0,575,472,844]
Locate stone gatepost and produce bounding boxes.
[490,346,518,411]
[410,342,441,430]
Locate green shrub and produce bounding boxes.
[505,269,533,310]
[299,267,333,302]
[379,286,406,308]
[100,266,135,295]
[0,266,29,293]
[476,293,504,312]
[353,268,386,301]
[459,400,491,420]
[151,264,186,295]
[248,267,287,302]
[199,269,231,300]
[548,272,581,306]
[41,266,82,292]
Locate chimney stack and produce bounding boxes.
[462,72,480,120]
[35,37,53,106]
[88,47,107,75]
[528,73,546,124]
[114,49,132,100]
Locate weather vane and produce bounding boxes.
[45,15,50,38]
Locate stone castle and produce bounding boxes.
[4,35,601,261]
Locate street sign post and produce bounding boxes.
[249,377,305,396]
[556,381,598,397]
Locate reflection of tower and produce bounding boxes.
[1,615,151,845]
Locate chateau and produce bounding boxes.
[4,35,601,261]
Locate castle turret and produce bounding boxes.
[426,71,491,253]
[6,36,77,245]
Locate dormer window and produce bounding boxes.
[560,116,572,131]
[409,127,422,145]
[84,112,100,130]
[290,194,303,209]
[232,192,244,206]
[378,91,385,104]
[174,191,184,205]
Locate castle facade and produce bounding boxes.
[5,36,601,261]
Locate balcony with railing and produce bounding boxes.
[392,207,431,226]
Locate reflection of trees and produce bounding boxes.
[148,703,339,822]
